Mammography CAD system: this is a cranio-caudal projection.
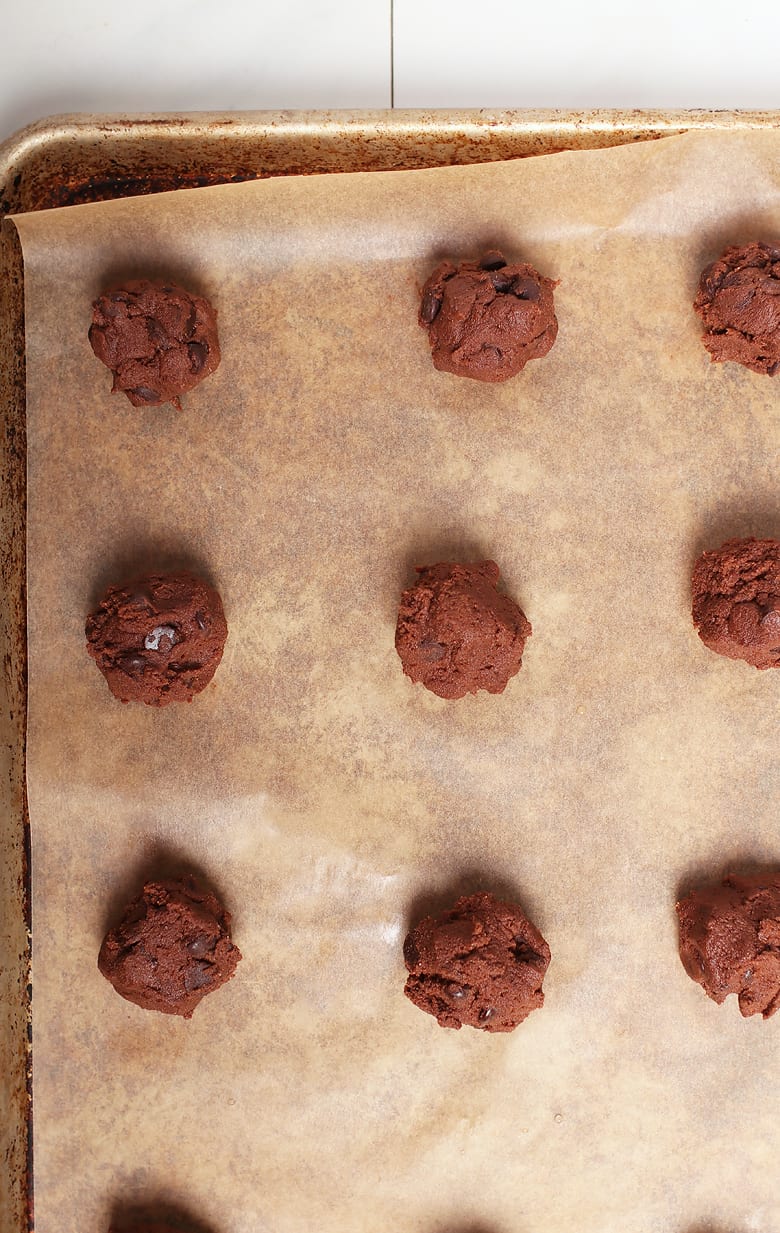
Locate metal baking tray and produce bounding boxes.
[1,107,778,1231]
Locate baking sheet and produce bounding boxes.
[11,127,780,1233]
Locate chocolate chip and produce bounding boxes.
[109,292,129,303]
[146,317,168,345]
[514,938,541,964]
[184,960,214,991]
[490,272,514,293]
[445,983,467,1001]
[119,654,146,677]
[511,276,541,301]
[144,624,177,652]
[128,385,160,403]
[420,289,442,325]
[194,611,207,631]
[187,934,213,958]
[418,637,446,662]
[403,936,420,968]
[768,360,780,376]
[480,251,507,271]
[187,341,209,373]
[128,588,153,608]
[478,1007,496,1022]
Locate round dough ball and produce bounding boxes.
[691,537,780,669]
[86,570,228,706]
[419,250,558,382]
[693,242,780,375]
[89,279,220,408]
[676,872,780,1018]
[395,560,531,700]
[403,891,550,1032]
[99,875,241,1018]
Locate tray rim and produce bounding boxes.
[3,106,780,1233]
[3,107,780,197]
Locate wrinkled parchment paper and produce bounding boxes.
[13,129,780,1233]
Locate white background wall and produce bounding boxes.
[3,0,780,142]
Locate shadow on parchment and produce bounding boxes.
[686,207,780,298]
[682,1225,737,1233]
[388,527,526,627]
[430,1225,506,1233]
[91,257,218,304]
[417,233,522,269]
[101,839,234,937]
[404,866,543,939]
[87,543,219,612]
[675,858,780,906]
[686,494,780,575]
[108,1196,219,1233]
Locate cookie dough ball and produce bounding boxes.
[99,875,241,1018]
[691,537,780,669]
[419,250,558,382]
[89,279,220,408]
[403,891,550,1032]
[86,570,228,706]
[694,242,780,375]
[395,560,531,700]
[676,873,780,1018]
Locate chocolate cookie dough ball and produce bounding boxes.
[419,250,558,382]
[676,873,780,1018]
[691,537,780,669]
[86,570,228,706]
[99,875,241,1018]
[89,279,220,408]
[403,891,550,1032]
[694,242,780,375]
[395,560,531,700]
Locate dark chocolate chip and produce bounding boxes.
[768,360,780,376]
[511,276,541,301]
[184,960,215,991]
[128,385,161,403]
[514,939,541,964]
[420,289,442,325]
[187,935,213,958]
[119,654,146,677]
[490,272,514,293]
[445,983,467,1001]
[480,251,507,271]
[128,589,153,608]
[146,317,168,345]
[478,1007,496,1022]
[109,291,129,303]
[144,624,177,653]
[403,936,420,968]
[187,341,209,373]
[418,637,446,662]
[194,611,207,631]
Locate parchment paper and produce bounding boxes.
[12,128,780,1233]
